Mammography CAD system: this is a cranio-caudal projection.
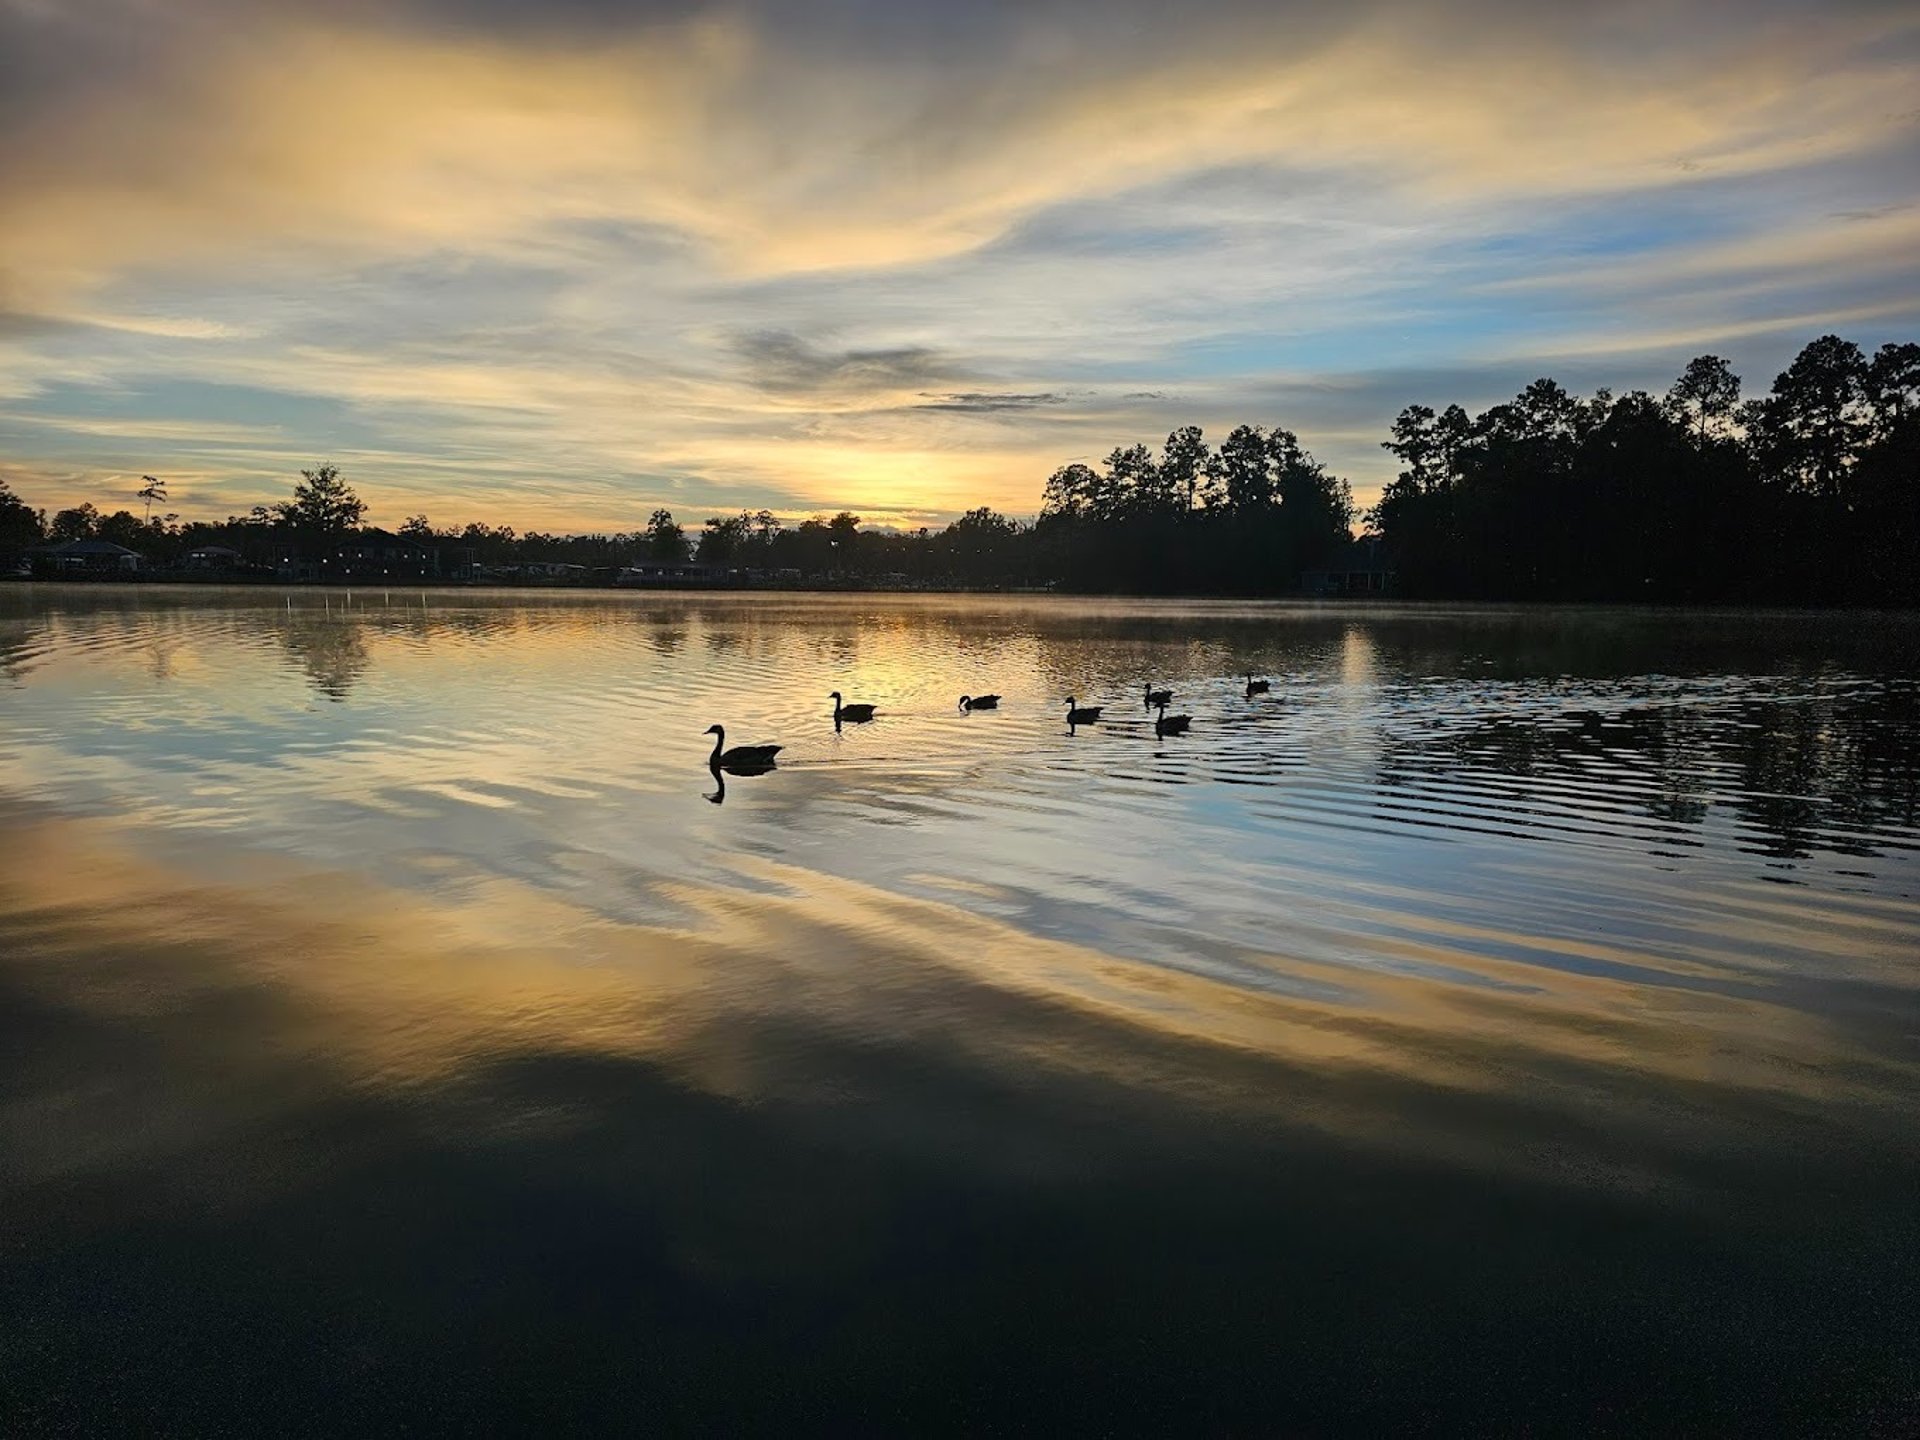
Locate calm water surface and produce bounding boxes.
[2,586,1917,1433]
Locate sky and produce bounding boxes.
[1,0,1916,533]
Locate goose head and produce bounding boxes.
[704,724,723,736]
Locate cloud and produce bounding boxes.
[1478,205,1920,301]
[0,0,1914,527]
[6,2,1914,291]
[728,330,962,400]
[914,392,1070,413]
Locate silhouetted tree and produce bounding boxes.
[1213,425,1273,513]
[277,464,365,534]
[698,512,753,564]
[1103,443,1165,517]
[1866,342,1920,435]
[1042,462,1100,518]
[1750,335,1870,498]
[50,502,100,541]
[645,508,686,562]
[95,509,149,549]
[940,506,1023,583]
[1160,425,1209,514]
[0,479,43,552]
[136,475,168,524]
[1665,356,1741,444]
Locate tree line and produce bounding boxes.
[0,463,1038,586]
[1016,332,1917,601]
[1030,424,1356,592]
[3,331,1913,600]
[1372,335,1919,604]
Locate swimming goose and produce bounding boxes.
[706,725,782,770]
[831,691,877,723]
[1154,700,1193,736]
[1144,683,1173,708]
[1245,672,1270,697]
[1064,696,1103,726]
[959,694,1001,710]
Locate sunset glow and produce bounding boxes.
[2,0,1916,529]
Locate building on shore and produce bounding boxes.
[28,539,145,574]
[1301,537,1395,597]
[272,530,437,582]
[184,544,246,571]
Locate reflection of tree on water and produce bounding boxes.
[0,635,35,683]
[1642,711,1713,828]
[281,614,372,700]
[143,637,186,684]
[1376,685,1920,861]
[1725,688,1920,859]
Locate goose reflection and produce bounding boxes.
[705,766,772,805]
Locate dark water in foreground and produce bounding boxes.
[2,587,1917,1434]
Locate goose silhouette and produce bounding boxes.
[705,725,781,771]
[1144,683,1173,708]
[1245,673,1271,697]
[959,694,1001,711]
[1065,696,1103,726]
[1154,700,1193,736]
[831,691,876,724]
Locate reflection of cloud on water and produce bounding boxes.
[6,803,1916,1434]
[4,807,1915,1218]
[4,591,1918,1430]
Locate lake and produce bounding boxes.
[2,586,1916,1433]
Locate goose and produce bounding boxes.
[1154,700,1193,736]
[705,725,782,770]
[959,694,1001,710]
[1064,696,1103,726]
[1144,683,1173,709]
[1245,672,1271,697]
[830,691,876,723]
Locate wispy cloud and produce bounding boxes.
[914,392,1070,413]
[0,0,1914,525]
[729,330,962,401]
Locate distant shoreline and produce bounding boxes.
[8,576,1918,617]
[0,574,1064,597]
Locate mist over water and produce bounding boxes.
[3,586,1917,1433]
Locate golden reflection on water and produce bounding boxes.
[5,592,1920,1430]
[5,799,1912,1230]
